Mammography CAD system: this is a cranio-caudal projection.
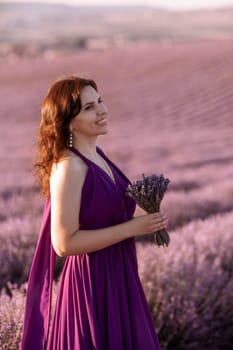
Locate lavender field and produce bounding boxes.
[0,33,233,349]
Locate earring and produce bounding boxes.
[68,131,73,147]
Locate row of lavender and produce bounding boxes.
[1,172,233,292]
[1,210,232,349]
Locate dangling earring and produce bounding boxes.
[68,131,73,147]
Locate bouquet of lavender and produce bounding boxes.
[126,173,171,247]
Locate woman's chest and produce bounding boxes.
[79,166,136,229]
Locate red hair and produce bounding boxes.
[33,75,98,198]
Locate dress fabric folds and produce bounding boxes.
[21,146,161,350]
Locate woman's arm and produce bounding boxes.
[50,156,167,257]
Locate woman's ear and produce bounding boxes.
[69,122,73,133]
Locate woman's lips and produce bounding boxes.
[96,117,107,125]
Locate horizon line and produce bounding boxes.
[1,0,233,11]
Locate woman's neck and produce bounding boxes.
[72,138,99,159]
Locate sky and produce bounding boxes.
[1,0,233,10]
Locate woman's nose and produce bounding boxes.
[97,104,108,115]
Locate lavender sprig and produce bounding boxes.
[126,173,171,247]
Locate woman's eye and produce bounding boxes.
[84,99,103,110]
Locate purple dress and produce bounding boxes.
[21,146,161,350]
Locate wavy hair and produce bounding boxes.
[33,75,98,199]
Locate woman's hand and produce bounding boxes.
[129,212,168,237]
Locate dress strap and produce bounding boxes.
[68,146,92,165]
[68,145,103,165]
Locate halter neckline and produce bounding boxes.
[69,146,117,186]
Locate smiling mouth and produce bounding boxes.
[96,118,107,125]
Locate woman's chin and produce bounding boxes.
[98,125,109,134]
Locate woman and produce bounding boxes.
[21,76,168,350]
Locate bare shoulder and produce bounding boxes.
[50,150,88,194]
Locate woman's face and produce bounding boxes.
[70,85,108,138]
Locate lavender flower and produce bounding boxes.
[126,173,171,247]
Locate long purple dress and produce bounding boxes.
[21,145,161,350]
